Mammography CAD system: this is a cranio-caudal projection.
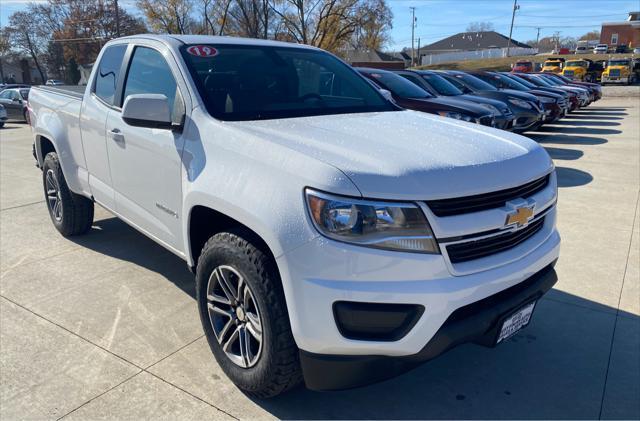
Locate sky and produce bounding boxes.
[0,0,637,51]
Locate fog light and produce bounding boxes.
[333,301,424,341]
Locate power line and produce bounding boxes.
[519,13,625,18]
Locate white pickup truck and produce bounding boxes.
[29,35,560,397]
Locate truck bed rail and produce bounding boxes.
[33,85,85,100]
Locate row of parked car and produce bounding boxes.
[355,68,601,134]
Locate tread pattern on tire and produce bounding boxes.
[197,229,302,398]
[43,152,94,236]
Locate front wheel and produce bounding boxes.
[196,230,302,398]
[42,152,94,236]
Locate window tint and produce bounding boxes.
[420,73,463,96]
[0,91,12,99]
[94,44,126,105]
[454,73,497,91]
[123,47,179,117]
[364,71,432,99]
[181,45,394,121]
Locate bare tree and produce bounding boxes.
[466,21,495,32]
[351,0,392,50]
[270,0,364,53]
[4,9,50,82]
[137,0,195,34]
[226,0,272,38]
[579,30,600,41]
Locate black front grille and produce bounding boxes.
[426,174,550,217]
[446,217,545,264]
[478,116,494,127]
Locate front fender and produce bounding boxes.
[179,111,362,267]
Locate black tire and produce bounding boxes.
[42,152,94,236]
[196,230,302,398]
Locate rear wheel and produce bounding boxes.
[196,230,302,398]
[42,152,94,236]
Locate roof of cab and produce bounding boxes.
[112,34,319,50]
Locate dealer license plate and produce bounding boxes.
[496,301,536,344]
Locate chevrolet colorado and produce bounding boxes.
[29,35,560,397]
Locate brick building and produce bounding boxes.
[600,11,640,48]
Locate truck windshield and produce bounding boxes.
[419,73,463,96]
[608,60,629,66]
[181,44,395,121]
[565,61,587,68]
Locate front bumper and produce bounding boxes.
[300,262,558,390]
[277,209,560,355]
[494,114,515,131]
[512,109,544,132]
[601,76,629,84]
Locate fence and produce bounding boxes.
[419,47,539,66]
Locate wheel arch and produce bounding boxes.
[35,134,57,166]
[186,204,280,272]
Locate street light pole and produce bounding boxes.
[410,7,416,66]
[115,0,121,37]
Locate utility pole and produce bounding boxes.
[506,0,519,57]
[114,0,121,37]
[535,27,541,49]
[416,38,421,66]
[410,7,416,66]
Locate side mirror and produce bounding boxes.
[122,94,173,129]
[12,97,21,103]
[379,88,394,102]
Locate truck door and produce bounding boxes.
[80,44,128,211]
[104,44,187,253]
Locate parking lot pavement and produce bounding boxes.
[1,94,638,420]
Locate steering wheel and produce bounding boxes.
[299,93,327,106]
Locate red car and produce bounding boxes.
[512,60,534,73]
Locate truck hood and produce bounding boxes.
[227,110,552,200]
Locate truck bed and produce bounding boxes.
[34,85,85,100]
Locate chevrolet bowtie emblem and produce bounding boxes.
[504,199,535,228]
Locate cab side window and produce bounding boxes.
[94,44,127,106]
[123,46,182,120]
[0,91,13,100]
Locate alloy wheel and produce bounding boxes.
[206,265,263,368]
[45,169,62,222]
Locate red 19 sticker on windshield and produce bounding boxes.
[186,45,218,57]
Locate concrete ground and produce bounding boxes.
[0,91,638,420]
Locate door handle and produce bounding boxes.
[108,128,124,142]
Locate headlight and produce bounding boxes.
[539,96,555,103]
[480,103,500,115]
[438,111,474,122]
[508,98,532,109]
[305,189,439,253]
